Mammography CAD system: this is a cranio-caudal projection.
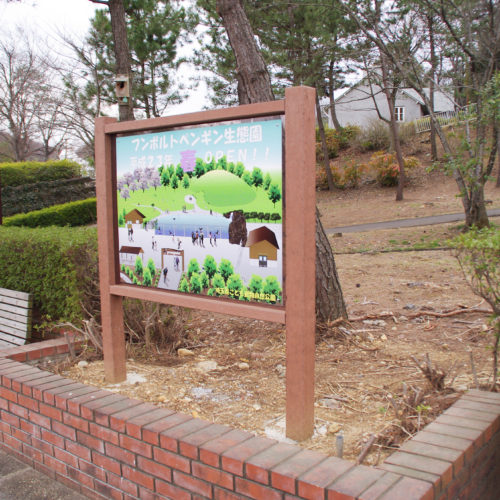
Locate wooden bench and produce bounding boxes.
[0,287,33,347]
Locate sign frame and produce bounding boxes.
[95,86,316,440]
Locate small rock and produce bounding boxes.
[363,319,387,327]
[403,303,417,310]
[177,348,195,357]
[237,362,250,370]
[380,334,387,341]
[252,403,262,411]
[196,360,218,373]
[328,423,342,435]
[319,398,340,409]
[398,315,408,322]
[77,360,89,368]
[156,395,167,403]
[275,364,286,377]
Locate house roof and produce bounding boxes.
[246,226,279,249]
[125,209,146,218]
[119,246,144,254]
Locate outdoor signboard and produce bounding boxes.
[115,118,283,305]
[95,87,316,440]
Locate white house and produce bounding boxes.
[321,80,456,129]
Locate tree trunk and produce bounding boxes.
[327,60,342,130]
[216,0,347,322]
[108,0,135,121]
[428,15,438,161]
[315,92,336,191]
[464,187,490,228]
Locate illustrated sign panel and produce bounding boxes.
[115,118,283,305]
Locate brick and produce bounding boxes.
[271,449,326,495]
[67,466,94,489]
[378,463,440,490]
[466,389,500,402]
[3,433,22,451]
[81,393,128,420]
[21,374,61,396]
[67,389,111,416]
[327,465,385,500]
[92,450,122,475]
[43,454,68,476]
[424,422,483,446]
[107,470,139,497]
[62,412,90,433]
[174,469,213,497]
[180,423,231,459]
[77,430,105,453]
[9,401,29,419]
[454,399,500,417]
[156,478,191,500]
[89,422,119,445]
[444,405,495,422]
[22,442,43,463]
[400,440,464,473]
[17,393,39,412]
[12,427,31,445]
[20,420,41,439]
[160,418,211,452]
[27,410,51,429]
[39,402,63,421]
[1,409,19,427]
[33,460,56,479]
[378,476,433,500]
[200,429,253,467]
[123,464,155,490]
[94,479,124,500]
[0,386,18,403]
[54,447,79,467]
[462,393,500,408]
[52,420,77,441]
[54,384,95,410]
[137,487,162,500]
[105,441,136,467]
[109,402,159,432]
[384,451,452,488]
[411,430,474,459]
[95,397,143,427]
[33,378,75,402]
[32,436,54,456]
[153,446,191,473]
[193,461,234,490]
[436,413,492,432]
[245,442,301,485]
[214,487,247,500]
[137,455,172,482]
[125,407,174,439]
[235,477,282,500]
[222,436,276,476]
[358,472,403,500]
[65,440,92,461]
[120,433,153,458]
[143,412,192,445]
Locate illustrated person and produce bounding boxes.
[175,256,180,271]
[209,231,213,246]
[200,230,204,247]
[163,267,168,283]
[195,230,199,245]
[191,231,196,245]
[177,238,181,250]
[152,236,155,250]
[130,227,134,242]
[214,230,217,246]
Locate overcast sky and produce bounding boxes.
[0,0,207,115]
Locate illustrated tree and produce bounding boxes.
[218,258,234,283]
[190,273,202,294]
[263,275,281,301]
[146,258,156,277]
[251,167,264,187]
[203,255,217,279]
[182,174,190,189]
[178,277,189,293]
[211,273,225,291]
[142,267,152,286]
[227,274,243,294]
[200,271,210,289]
[194,159,206,177]
[170,175,179,190]
[268,183,281,207]
[187,258,200,278]
[215,0,347,322]
[161,170,170,186]
[248,274,263,294]
[134,256,143,277]
[263,172,271,190]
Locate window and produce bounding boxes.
[394,107,405,122]
[259,255,268,268]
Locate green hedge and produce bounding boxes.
[0,160,81,187]
[0,226,98,321]
[3,198,97,227]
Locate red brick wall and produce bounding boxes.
[0,339,498,500]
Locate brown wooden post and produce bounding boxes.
[95,117,127,383]
[284,86,316,441]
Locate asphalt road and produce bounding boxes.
[325,209,500,234]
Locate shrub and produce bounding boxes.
[355,120,391,152]
[366,152,420,187]
[315,126,360,161]
[0,160,82,187]
[451,226,500,389]
[0,226,98,322]
[3,198,97,227]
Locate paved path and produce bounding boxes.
[0,448,88,499]
[325,209,500,234]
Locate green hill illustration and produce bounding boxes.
[190,170,257,207]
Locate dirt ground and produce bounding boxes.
[54,170,500,466]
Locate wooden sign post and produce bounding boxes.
[95,86,316,440]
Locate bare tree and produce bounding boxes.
[216,0,347,322]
